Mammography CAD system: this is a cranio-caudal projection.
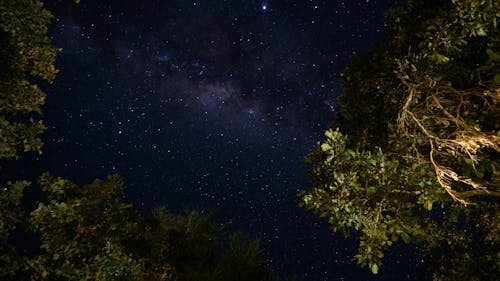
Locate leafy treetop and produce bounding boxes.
[1,173,296,281]
[299,0,499,280]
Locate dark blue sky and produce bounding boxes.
[10,0,430,280]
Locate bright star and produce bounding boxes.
[261,4,267,11]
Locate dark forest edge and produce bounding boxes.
[298,0,499,280]
[0,0,295,280]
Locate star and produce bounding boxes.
[12,0,424,280]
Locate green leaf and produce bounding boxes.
[371,263,379,274]
[325,155,334,163]
[401,232,411,244]
[424,201,433,211]
[486,49,500,62]
[321,143,332,152]
[475,25,486,36]
[494,73,500,85]
[348,150,356,157]
[350,182,361,192]
[324,129,333,139]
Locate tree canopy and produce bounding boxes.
[299,0,499,280]
[1,173,293,281]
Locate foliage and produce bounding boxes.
[0,181,31,279]
[0,0,61,158]
[299,0,499,279]
[0,173,290,281]
[26,173,145,281]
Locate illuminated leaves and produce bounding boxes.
[299,0,499,279]
[299,129,439,274]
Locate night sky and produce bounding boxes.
[10,0,432,280]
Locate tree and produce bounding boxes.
[0,0,59,158]
[1,0,58,277]
[0,180,31,279]
[27,173,147,281]
[1,173,292,281]
[299,0,499,280]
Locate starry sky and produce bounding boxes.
[10,0,432,280]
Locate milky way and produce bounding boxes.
[8,0,430,280]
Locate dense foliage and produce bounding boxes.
[299,0,499,280]
[0,0,59,158]
[1,174,289,281]
[1,0,56,275]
